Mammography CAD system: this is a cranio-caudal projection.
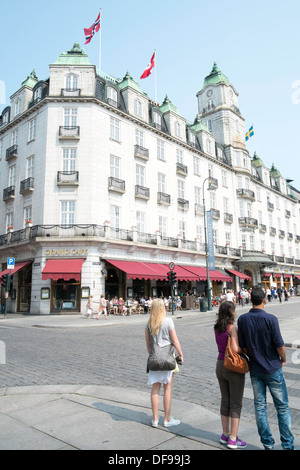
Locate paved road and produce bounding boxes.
[0,298,300,436]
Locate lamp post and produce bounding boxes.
[202,170,213,311]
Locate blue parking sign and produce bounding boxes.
[7,257,15,269]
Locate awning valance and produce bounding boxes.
[42,259,84,281]
[0,261,32,278]
[225,269,252,280]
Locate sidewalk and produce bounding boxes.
[0,303,299,450]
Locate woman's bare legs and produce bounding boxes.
[151,383,161,422]
[163,374,174,423]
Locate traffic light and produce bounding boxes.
[167,271,177,285]
[2,274,10,291]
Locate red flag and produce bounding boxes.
[84,12,101,44]
[140,52,155,79]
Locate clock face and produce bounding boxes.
[207,90,213,97]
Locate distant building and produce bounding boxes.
[0,44,299,314]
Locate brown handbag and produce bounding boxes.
[224,325,250,374]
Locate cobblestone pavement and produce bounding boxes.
[0,303,299,436]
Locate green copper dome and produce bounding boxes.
[252,151,265,167]
[270,163,281,178]
[52,43,93,66]
[118,71,142,92]
[159,95,179,114]
[190,115,210,133]
[203,62,230,87]
[19,70,39,90]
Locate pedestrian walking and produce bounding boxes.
[214,301,247,449]
[145,298,183,428]
[97,294,108,320]
[277,287,282,303]
[237,286,294,450]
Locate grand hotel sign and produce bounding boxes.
[44,248,88,257]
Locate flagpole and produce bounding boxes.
[154,49,157,103]
[99,9,102,75]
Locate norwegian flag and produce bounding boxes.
[84,12,101,44]
[140,52,155,79]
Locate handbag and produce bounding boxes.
[224,325,250,374]
[147,336,176,371]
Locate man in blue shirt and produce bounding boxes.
[238,286,294,450]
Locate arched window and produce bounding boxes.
[107,87,118,106]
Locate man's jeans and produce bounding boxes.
[251,368,294,449]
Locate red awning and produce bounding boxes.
[294,275,300,280]
[0,261,32,278]
[106,260,168,280]
[262,273,271,277]
[42,259,84,281]
[283,274,291,278]
[225,269,251,280]
[209,270,232,282]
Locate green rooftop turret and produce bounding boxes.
[252,151,265,167]
[118,71,142,93]
[203,62,230,88]
[159,95,179,115]
[52,43,93,66]
[270,163,282,178]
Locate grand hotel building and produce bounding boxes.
[0,43,299,314]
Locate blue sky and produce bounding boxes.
[1,0,300,189]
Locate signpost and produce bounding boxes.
[3,258,14,318]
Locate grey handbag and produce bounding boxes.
[147,336,176,371]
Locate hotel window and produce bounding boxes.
[153,112,161,128]
[66,74,78,91]
[158,173,166,193]
[11,129,18,146]
[261,239,265,252]
[239,200,244,217]
[8,165,16,186]
[176,148,183,164]
[26,156,34,178]
[62,148,76,172]
[207,120,212,132]
[110,116,120,141]
[210,191,216,209]
[193,156,200,175]
[179,220,186,239]
[157,139,165,161]
[225,232,231,246]
[24,206,32,227]
[136,211,146,233]
[110,205,120,229]
[15,99,21,116]
[110,155,120,178]
[177,179,185,199]
[222,170,228,187]
[250,235,255,250]
[134,99,142,117]
[189,132,196,146]
[135,129,144,147]
[6,213,13,231]
[196,225,203,243]
[136,164,145,186]
[28,117,36,141]
[242,235,246,250]
[60,201,75,225]
[175,121,181,137]
[33,87,42,101]
[159,215,167,236]
[107,87,117,105]
[223,197,229,213]
[206,139,212,154]
[213,228,218,245]
[64,108,77,127]
[194,186,201,204]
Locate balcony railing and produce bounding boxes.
[20,177,34,194]
[176,162,188,175]
[224,212,233,223]
[6,145,18,161]
[259,224,267,232]
[134,145,149,160]
[269,227,276,236]
[279,230,285,238]
[238,217,258,228]
[157,192,171,205]
[59,126,80,139]
[267,202,274,211]
[135,185,150,199]
[211,208,220,219]
[236,188,255,200]
[61,88,81,97]
[108,177,125,193]
[57,171,79,185]
[195,204,204,216]
[177,198,189,210]
[3,185,15,201]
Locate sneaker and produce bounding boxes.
[151,420,158,428]
[220,433,229,445]
[227,436,247,449]
[164,417,180,427]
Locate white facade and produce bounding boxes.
[0,45,299,314]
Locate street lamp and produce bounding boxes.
[202,170,214,311]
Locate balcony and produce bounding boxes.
[259,224,267,233]
[267,202,274,211]
[157,192,171,205]
[3,185,15,201]
[6,145,18,161]
[269,227,276,236]
[134,144,149,161]
[135,185,150,200]
[176,162,188,176]
[287,232,293,240]
[57,171,79,186]
[279,230,285,238]
[211,208,220,220]
[61,88,81,97]
[195,203,204,216]
[224,212,233,223]
[238,217,258,229]
[236,188,255,201]
[108,177,125,194]
[58,126,80,140]
[177,198,189,210]
[296,235,300,243]
[20,177,34,195]
[285,210,291,218]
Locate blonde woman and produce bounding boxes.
[145,298,183,428]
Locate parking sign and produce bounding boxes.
[7,257,15,269]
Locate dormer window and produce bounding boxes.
[107,87,118,107]
[33,87,42,101]
[15,99,21,116]
[66,74,78,91]
[134,99,142,117]
[175,121,181,137]
[3,111,9,124]
[153,112,161,129]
